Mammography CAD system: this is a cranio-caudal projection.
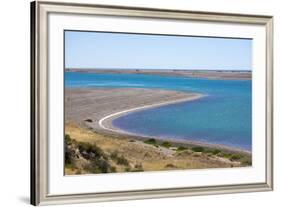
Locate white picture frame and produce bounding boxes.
[31,1,273,205]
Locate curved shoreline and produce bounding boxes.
[99,93,204,134]
[98,94,251,155]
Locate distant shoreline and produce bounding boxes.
[65,68,252,80]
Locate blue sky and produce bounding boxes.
[65,31,252,71]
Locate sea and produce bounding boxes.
[65,71,252,151]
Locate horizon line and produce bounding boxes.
[65,68,252,72]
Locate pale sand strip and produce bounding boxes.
[99,101,251,155]
[99,94,203,135]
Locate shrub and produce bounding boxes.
[95,158,110,173]
[64,134,78,170]
[64,147,71,164]
[221,153,232,159]
[165,163,176,168]
[192,146,205,152]
[132,163,144,172]
[217,152,230,158]
[110,166,117,173]
[161,141,171,148]
[230,154,242,161]
[212,149,221,155]
[64,146,76,167]
[241,159,252,166]
[110,151,118,160]
[77,142,105,159]
[65,134,71,145]
[110,151,129,166]
[86,158,112,173]
[144,138,157,145]
[78,142,91,152]
[116,155,129,166]
[177,146,188,151]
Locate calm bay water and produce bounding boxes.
[65,71,252,150]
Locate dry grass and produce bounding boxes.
[64,123,249,175]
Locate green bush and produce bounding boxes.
[64,134,77,170]
[144,138,157,145]
[65,134,71,145]
[132,163,143,172]
[64,146,76,167]
[165,163,176,168]
[192,146,205,152]
[241,158,252,166]
[212,149,221,155]
[177,146,188,151]
[64,138,116,174]
[221,153,232,159]
[77,142,105,159]
[116,155,129,166]
[230,154,242,161]
[110,151,129,166]
[219,152,245,162]
[64,147,72,164]
[161,141,171,148]
[85,158,113,173]
[110,151,118,160]
[110,166,117,173]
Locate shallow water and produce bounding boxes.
[65,71,252,150]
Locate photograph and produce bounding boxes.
[64,30,253,175]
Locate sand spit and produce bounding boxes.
[65,87,202,132]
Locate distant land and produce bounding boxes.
[65,68,252,80]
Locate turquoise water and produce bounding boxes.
[65,72,252,150]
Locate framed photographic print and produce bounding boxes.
[30,1,273,205]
